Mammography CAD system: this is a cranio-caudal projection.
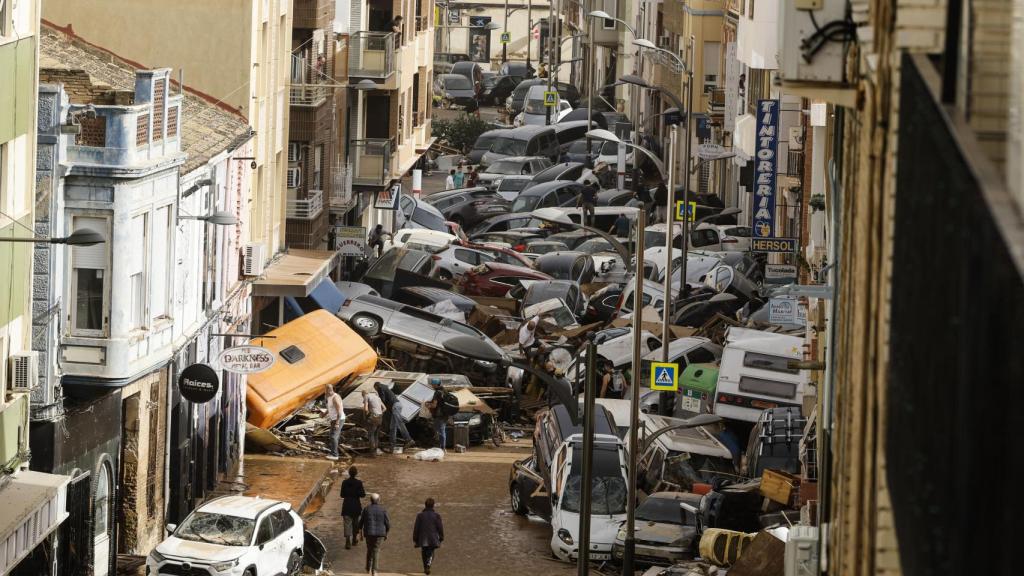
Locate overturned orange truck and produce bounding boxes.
[246,310,378,429]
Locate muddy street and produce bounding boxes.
[305,444,578,576]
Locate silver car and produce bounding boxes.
[337,294,505,368]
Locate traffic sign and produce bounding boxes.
[500,32,511,44]
[696,143,726,160]
[650,362,679,392]
[543,91,558,107]
[674,200,697,222]
[751,237,798,253]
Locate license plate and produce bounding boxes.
[589,552,611,560]
[680,395,702,412]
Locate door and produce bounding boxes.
[254,513,279,575]
[93,462,113,576]
[271,509,299,570]
[364,94,391,139]
[451,248,482,275]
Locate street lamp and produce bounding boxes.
[585,129,666,179]
[0,228,106,246]
[177,210,239,226]
[529,206,634,264]
[354,79,379,91]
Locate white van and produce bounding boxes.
[713,327,809,423]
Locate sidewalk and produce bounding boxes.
[209,454,339,516]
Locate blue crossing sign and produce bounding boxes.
[650,362,679,391]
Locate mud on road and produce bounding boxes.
[306,445,578,576]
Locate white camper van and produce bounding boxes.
[713,327,809,422]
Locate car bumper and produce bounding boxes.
[610,542,690,565]
[551,538,613,563]
[147,558,247,576]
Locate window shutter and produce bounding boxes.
[72,217,107,269]
[128,214,146,274]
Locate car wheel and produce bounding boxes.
[350,314,381,337]
[437,269,453,281]
[287,549,303,576]
[510,482,528,515]
[243,569,255,576]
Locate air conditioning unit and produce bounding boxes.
[784,525,819,576]
[657,34,672,49]
[286,167,302,189]
[243,242,266,276]
[8,352,38,393]
[288,142,302,163]
[780,0,850,84]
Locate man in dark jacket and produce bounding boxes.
[359,493,390,575]
[374,382,413,452]
[654,181,669,223]
[413,498,445,574]
[340,466,365,549]
[577,183,598,228]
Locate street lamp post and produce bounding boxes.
[502,0,509,63]
[677,36,695,303]
[577,333,597,576]
[622,204,646,576]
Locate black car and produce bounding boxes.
[422,187,510,227]
[534,251,596,284]
[507,79,582,117]
[585,284,623,323]
[466,212,538,236]
[523,162,586,190]
[596,188,635,206]
[509,180,584,213]
[434,74,477,107]
[482,74,523,106]
[561,140,602,165]
[466,129,511,165]
[499,61,535,78]
[545,229,597,249]
[521,280,587,318]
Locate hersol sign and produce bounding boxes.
[217,345,275,374]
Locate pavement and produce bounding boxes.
[305,440,579,576]
[207,454,336,516]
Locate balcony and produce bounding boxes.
[287,189,324,220]
[349,32,397,79]
[351,138,393,187]
[289,83,332,107]
[706,87,726,119]
[328,164,356,213]
[415,16,428,33]
[293,0,333,30]
[651,56,682,95]
[787,150,804,178]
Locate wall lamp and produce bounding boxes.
[177,211,239,226]
[0,229,106,246]
[233,156,258,169]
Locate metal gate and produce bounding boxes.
[63,471,92,575]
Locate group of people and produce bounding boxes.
[517,317,630,401]
[340,466,445,575]
[444,162,479,190]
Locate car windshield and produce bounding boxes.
[644,230,668,248]
[576,238,614,254]
[488,160,524,175]
[662,452,737,488]
[444,76,472,90]
[636,496,692,525]
[567,141,589,153]
[528,242,567,254]
[413,207,447,231]
[174,512,255,546]
[511,194,540,212]
[473,135,496,151]
[524,98,546,114]
[490,138,528,156]
[562,446,627,515]
[524,284,571,307]
[499,179,530,191]
[600,141,622,155]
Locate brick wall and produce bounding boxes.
[136,113,150,147]
[38,68,115,104]
[76,116,106,147]
[153,78,165,140]
[966,0,1013,169]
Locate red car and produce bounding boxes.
[457,262,553,297]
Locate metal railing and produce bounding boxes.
[349,31,397,79]
[289,84,332,106]
[351,138,393,186]
[286,189,324,219]
[787,150,804,178]
[706,87,726,114]
[328,164,356,212]
[416,16,427,33]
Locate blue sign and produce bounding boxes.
[753,99,779,238]
[751,237,798,253]
[650,362,679,392]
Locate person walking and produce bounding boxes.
[599,361,627,399]
[467,167,480,188]
[374,382,414,452]
[452,166,466,189]
[654,181,669,223]
[340,466,366,549]
[444,169,456,190]
[413,498,445,574]
[611,212,631,238]
[362,389,385,456]
[325,384,345,461]
[577,183,598,228]
[367,224,386,257]
[426,384,450,449]
[359,494,390,575]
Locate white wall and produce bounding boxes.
[737,0,777,69]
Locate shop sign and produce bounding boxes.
[217,345,276,374]
[179,363,220,403]
[753,99,779,238]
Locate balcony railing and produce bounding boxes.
[289,83,332,107]
[349,31,397,79]
[351,138,393,186]
[787,150,804,178]
[415,16,427,33]
[706,87,726,116]
[287,189,324,220]
[329,164,356,212]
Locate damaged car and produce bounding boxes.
[611,492,703,566]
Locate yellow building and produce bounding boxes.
[43,0,293,261]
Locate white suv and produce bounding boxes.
[147,496,319,576]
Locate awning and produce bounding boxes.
[734,113,756,160]
[0,471,72,574]
[253,249,339,297]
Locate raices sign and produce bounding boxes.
[217,345,276,374]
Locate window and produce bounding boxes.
[271,509,294,537]
[256,515,275,545]
[94,463,111,538]
[128,214,147,328]
[686,346,717,365]
[703,42,721,93]
[71,216,108,334]
[739,376,797,398]
[602,0,617,29]
[151,207,170,319]
[454,248,478,265]
[313,145,323,189]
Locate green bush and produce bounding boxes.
[432,114,491,154]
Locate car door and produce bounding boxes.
[273,509,300,569]
[253,512,278,575]
[451,247,481,275]
[394,305,442,343]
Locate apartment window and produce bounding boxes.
[128,213,147,329]
[71,215,109,334]
[602,0,617,30]
[313,145,323,190]
[748,0,756,19]
[151,206,170,319]
[703,42,721,93]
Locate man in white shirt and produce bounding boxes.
[519,316,539,360]
[362,389,385,456]
[326,384,346,461]
[444,169,456,190]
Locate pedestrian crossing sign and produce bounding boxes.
[544,91,558,107]
[500,32,511,44]
[650,362,679,391]
[674,200,697,222]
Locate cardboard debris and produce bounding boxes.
[609,317,697,339]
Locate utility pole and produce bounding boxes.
[677,36,695,302]
[661,124,677,363]
[526,0,533,71]
[502,0,509,63]
[545,0,556,125]
[577,333,597,576]
[621,204,646,575]
[585,0,595,167]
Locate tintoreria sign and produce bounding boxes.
[753,99,779,239]
[217,345,276,374]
